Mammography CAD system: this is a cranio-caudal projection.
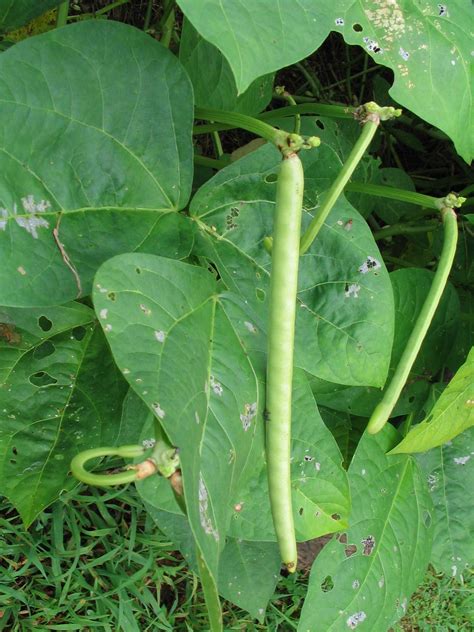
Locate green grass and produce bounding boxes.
[0,486,472,631]
[393,568,474,632]
[0,486,306,631]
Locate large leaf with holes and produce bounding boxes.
[334,1,473,162]
[178,0,472,161]
[0,20,194,307]
[130,367,349,544]
[417,426,474,579]
[298,426,433,632]
[127,329,349,543]
[311,268,460,416]
[179,19,273,114]
[94,253,351,575]
[391,347,474,454]
[0,0,60,33]
[0,303,129,526]
[93,253,263,580]
[191,142,394,387]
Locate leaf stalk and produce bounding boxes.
[194,107,320,154]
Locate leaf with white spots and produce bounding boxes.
[132,410,281,621]
[191,142,394,387]
[391,347,474,454]
[226,369,350,542]
[0,302,129,526]
[335,0,473,162]
[417,426,474,579]
[0,20,193,307]
[179,0,473,161]
[93,253,263,580]
[298,426,433,632]
[310,268,460,417]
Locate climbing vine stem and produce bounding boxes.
[275,86,301,135]
[56,1,69,28]
[373,220,440,240]
[367,201,461,434]
[194,107,319,151]
[195,107,287,145]
[260,102,354,120]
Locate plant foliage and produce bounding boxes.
[0,2,472,630]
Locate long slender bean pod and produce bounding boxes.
[299,102,401,254]
[266,151,304,572]
[299,120,378,254]
[367,205,459,434]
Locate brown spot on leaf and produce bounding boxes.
[0,323,21,345]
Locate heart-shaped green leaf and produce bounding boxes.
[93,253,262,579]
[298,426,433,632]
[0,20,194,306]
[191,142,394,387]
[177,0,336,95]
